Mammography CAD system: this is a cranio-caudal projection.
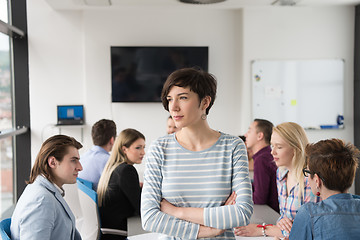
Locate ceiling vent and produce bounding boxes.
[179,0,226,4]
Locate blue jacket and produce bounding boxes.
[10,175,81,240]
[289,193,360,240]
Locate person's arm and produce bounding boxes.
[197,225,225,238]
[234,223,283,237]
[141,142,200,239]
[289,205,312,240]
[18,195,56,239]
[160,191,237,225]
[276,216,293,234]
[252,155,271,204]
[202,140,253,229]
[160,139,253,230]
[261,225,283,238]
[119,164,141,215]
[160,199,204,224]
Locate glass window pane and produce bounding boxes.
[0,0,8,23]
[0,32,12,130]
[0,136,13,217]
[0,31,14,218]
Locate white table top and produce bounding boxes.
[128,232,272,240]
[128,204,280,239]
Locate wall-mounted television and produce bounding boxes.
[111,46,209,102]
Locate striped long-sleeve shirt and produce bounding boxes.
[141,132,253,239]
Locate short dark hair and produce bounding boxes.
[254,119,273,144]
[28,135,82,184]
[161,67,217,115]
[91,119,117,146]
[306,138,359,193]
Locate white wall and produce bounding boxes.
[27,1,244,178]
[27,1,355,183]
[241,6,355,145]
[27,0,85,154]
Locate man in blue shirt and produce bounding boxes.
[78,119,116,190]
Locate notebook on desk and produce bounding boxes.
[57,105,84,125]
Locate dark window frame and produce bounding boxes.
[355,5,360,195]
[0,0,31,204]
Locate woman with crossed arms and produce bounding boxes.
[141,67,253,239]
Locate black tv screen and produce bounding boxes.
[111,46,209,102]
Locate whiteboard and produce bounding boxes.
[251,59,344,129]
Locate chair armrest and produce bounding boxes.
[101,228,128,236]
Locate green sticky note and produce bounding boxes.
[291,99,297,106]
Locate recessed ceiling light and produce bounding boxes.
[83,0,111,6]
[179,0,227,4]
[271,0,300,6]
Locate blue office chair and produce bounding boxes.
[77,177,93,190]
[77,179,127,240]
[0,218,11,240]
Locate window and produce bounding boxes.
[0,30,14,217]
[0,0,8,23]
[0,0,30,218]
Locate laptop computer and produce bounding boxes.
[57,105,84,125]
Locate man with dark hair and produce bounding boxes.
[79,119,116,190]
[245,119,279,212]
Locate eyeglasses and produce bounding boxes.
[302,168,326,182]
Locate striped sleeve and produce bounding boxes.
[141,139,199,239]
[203,138,253,229]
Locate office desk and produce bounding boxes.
[128,204,280,238]
[249,204,280,225]
[128,233,272,239]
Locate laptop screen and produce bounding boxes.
[57,105,84,125]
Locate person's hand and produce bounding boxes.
[139,181,143,188]
[197,225,225,238]
[224,191,236,205]
[276,217,293,235]
[160,198,178,217]
[233,224,262,237]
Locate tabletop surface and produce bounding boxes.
[127,204,280,239]
[128,232,273,240]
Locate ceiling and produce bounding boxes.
[45,0,360,10]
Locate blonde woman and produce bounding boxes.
[235,122,320,238]
[97,128,145,240]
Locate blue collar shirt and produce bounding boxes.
[289,193,360,240]
[78,145,110,190]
